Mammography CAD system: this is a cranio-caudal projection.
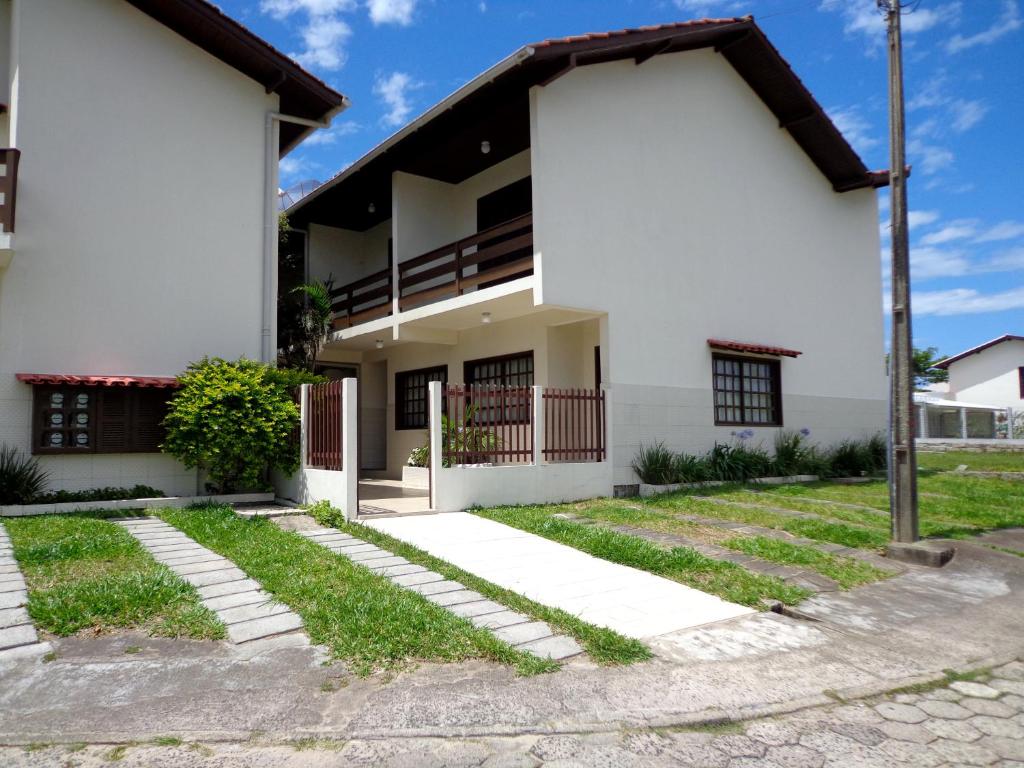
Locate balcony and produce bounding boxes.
[330,212,533,330]
[0,148,19,234]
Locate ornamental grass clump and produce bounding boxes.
[162,358,318,494]
[0,444,50,505]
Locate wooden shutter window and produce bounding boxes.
[32,385,170,455]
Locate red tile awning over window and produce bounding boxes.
[15,373,179,388]
[707,339,802,358]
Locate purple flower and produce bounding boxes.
[800,428,811,437]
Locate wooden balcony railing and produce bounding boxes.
[0,148,20,234]
[330,266,392,329]
[326,212,534,330]
[398,213,533,311]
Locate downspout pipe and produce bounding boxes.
[262,104,348,364]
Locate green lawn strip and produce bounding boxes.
[720,536,892,588]
[471,505,809,609]
[512,499,890,590]
[336,519,651,665]
[917,451,1024,473]
[714,489,892,529]
[641,492,889,551]
[5,513,223,639]
[157,504,554,675]
[986,545,1024,558]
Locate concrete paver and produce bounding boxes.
[0,522,50,661]
[366,511,755,639]
[113,518,307,647]
[284,518,584,661]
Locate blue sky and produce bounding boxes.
[220,0,1024,358]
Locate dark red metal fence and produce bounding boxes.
[543,388,606,463]
[443,384,534,466]
[306,380,343,470]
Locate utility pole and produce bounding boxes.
[881,0,918,544]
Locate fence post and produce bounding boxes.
[342,378,359,521]
[428,381,442,510]
[299,383,310,470]
[532,385,545,465]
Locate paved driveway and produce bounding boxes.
[366,511,754,638]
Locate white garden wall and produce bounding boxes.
[432,461,612,512]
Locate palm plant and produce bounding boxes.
[289,278,334,372]
[0,444,50,505]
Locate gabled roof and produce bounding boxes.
[289,16,886,230]
[933,334,1024,369]
[125,0,349,154]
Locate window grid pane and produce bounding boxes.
[711,355,781,426]
[396,367,446,430]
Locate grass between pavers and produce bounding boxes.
[470,505,810,609]
[720,536,891,589]
[327,517,651,666]
[157,504,557,675]
[519,498,891,588]
[4,513,224,639]
[917,450,1024,473]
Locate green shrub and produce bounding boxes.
[632,442,676,484]
[706,441,773,482]
[32,485,164,505]
[866,433,888,471]
[162,358,302,493]
[306,499,345,528]
[672,452,710,483]
[0,444,50,505]
[406,445,429,468]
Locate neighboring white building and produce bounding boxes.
[286,18,889,503]
[916,334,1024,440]
[0,0,347,494]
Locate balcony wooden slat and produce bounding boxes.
[457,256,534,291]
[329,267,391,298]
[398,279,459,311]
[457,232,534,270]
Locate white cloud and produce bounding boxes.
[911,286,1024,316]
[367,0,417,26]
[374,71,422,128]
[301,120,361,146]
[919,219,977,246]
[261,0,355,71]
[280,154,314,182]
[478,1,487,10]
[974,221,1024,243]
[907,138,955,176]
[947,0,1022,53]
[949,99,988,133]
[908,210,940,229]
[827,105,880,156]
[673,0,747,16]
[820,1,960,44]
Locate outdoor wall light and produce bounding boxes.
[375,339,384,349]
[480,140,491,154]
[481,312,492,324]
[367,202,376,214]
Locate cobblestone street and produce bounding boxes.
[5,659,1023,767]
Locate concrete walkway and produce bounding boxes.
[114,518,306,645]
[278,516,583,660]
[365,512,754,638]
[0,522,50,662]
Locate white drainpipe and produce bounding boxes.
[262,107,348,364]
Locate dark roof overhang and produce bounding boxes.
[124,0,349,155]
[289,17,883,231]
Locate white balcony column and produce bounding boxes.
[342,378,359,521]
[959,407,968,440]
[299,383,310,470]
[428,381,443,510]
[917,404,929,439]
[532,385,545,465]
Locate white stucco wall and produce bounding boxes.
[529,49,887,484]
[0,0,278,494]
[946,340,1024,409]
[308,219,391,287]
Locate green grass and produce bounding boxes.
[917,450,1024,473]
[4,514,224,639]
[721,536,891,588]
[158,504,557,675]
[471,505,809,608]
[338,518,651,665]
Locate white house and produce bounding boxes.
[285,17,889,510]
[916,334,1024,440]
[0,0,347,495]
